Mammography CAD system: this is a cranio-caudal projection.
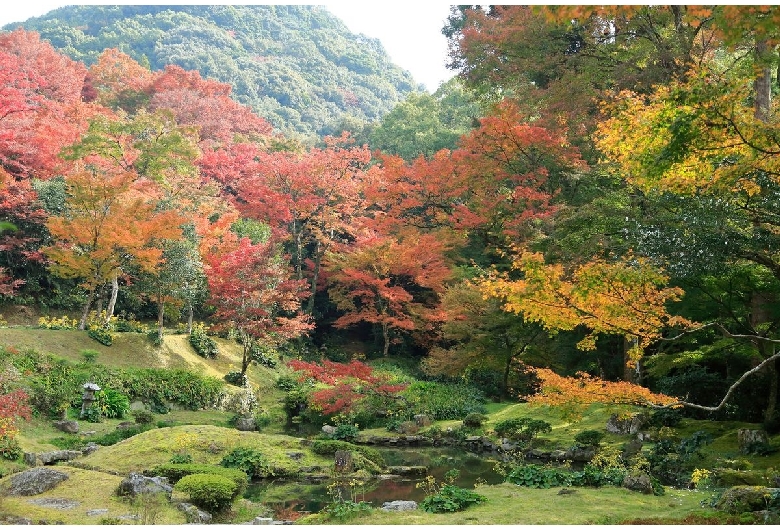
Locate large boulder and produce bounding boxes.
[52,420,79,434]
[235,416,257,432]
[37,450,83,465]
[622,473,654,494]
[117,472,173,498]
[7,467,69,496]
[716,486,780,513]
[381,500,418,511]
[176,502,212,524]
[737,429,769,453]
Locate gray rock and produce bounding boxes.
[737,429,769,453]
[176,502,212,524]
[381,500,418,511]
[82,442,100,455]
[565,447,596,462]
[115,421,136,431]
[86,509,109,516]
[8,468,70,496]
[622,473,654,494]
[117,472,172,498]
[549,450,567,460]
[321,424,337,435]
[52,420,79,434]
[37,450,83,465]
[27,498,79,509]
[23,452,40,467]
[252,516,274,524]
[235,416,257,431]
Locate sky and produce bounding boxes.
[0,1,455,92]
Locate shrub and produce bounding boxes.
[147,330,163,347]
[81,349,99,364]
[96,388,130,419]
[169,452,193,464]
[505,464,571,488]
[224,371,248,387]
[151,463,248,495]
[329,423,359,441]
[309,439,385,468]
[189,324,219,359]
[132,410,154,425]
[493,418,552,444]
[0,436,22,460]
[81,405,102,423]
[419,484,487,513]
[175,473,238,512]
[463,413,487,429]
[87,326,113,346]
[649,408,683,428]
[275,375,299,391]
[401,381,486,421]
[574,429,605,448]
[220,447,271,478]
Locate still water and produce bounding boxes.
[245,446,505,516]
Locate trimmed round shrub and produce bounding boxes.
[574,429,605,447]
[463,413,487,428]
[151,463,248,495]
[175,473,238,512]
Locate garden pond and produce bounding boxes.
[245,446,505,516]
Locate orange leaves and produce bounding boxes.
[44,167,184,288]
[480,251,691,359]
[525,367,677,408]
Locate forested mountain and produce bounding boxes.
[3,4,419,138]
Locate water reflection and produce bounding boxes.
[245,446,505,516]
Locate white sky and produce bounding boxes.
[0,1,455,92]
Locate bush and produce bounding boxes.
[151,463,248,495]
[96,388,130,419]
[189,324,219,359]
[401,381,486,421]
[649,408,683,428]
[81,349,99,364]
[175,473,238,513]
[220,447,271,478]
[147,330,162,347]
[81,405,102,423]
[574,429,605,448]
[310,439,385,468]
[463,413,487,429]
[505,464,572,488]
[132,410,154,425]
[275,375,299,391]
[419,484,487,513]
[329,423,359,441]
[224,371,248,387]
[0,436,22,460]
[87,326,113,346]
[493,418,552,443]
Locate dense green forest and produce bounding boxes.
[4,4,780,494]
[2,4,419,138]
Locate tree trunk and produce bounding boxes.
[305,244,321,315]
[382,322,390,357]
[157,294,165,343]
[764,352,778,424]
[186,302,194,334]
[104,274,119,324]
[623,336,639,382]
[78,289,95,330]
[754,39,772,121]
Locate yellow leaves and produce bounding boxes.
[479,251,693,359]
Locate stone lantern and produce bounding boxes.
[81,382,101,418]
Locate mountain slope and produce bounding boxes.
[4,4,420,138]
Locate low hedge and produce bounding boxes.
[175,473,239,513]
